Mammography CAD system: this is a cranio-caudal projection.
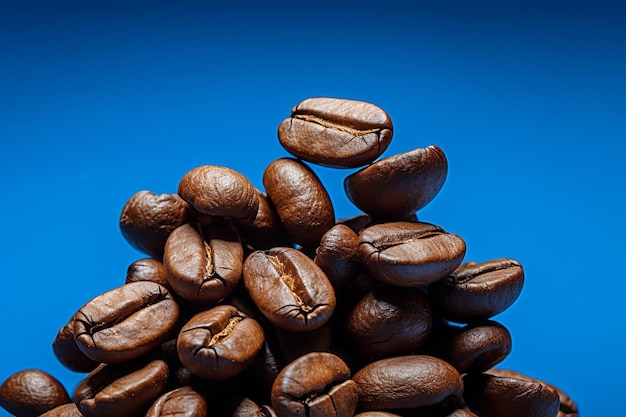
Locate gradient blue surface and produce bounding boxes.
[1,1,625,415]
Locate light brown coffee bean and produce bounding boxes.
[0,369,71,417]
[277,97,393,168]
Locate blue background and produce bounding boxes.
[1,1,625,415]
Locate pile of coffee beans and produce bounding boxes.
[0,98,578,417]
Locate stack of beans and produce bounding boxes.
[0,98,577,417]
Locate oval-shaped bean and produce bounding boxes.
[463,372,560,417]
[346,285,432,358]
[74,359,169,417]
[344,145,447,218]
[429,258,524,323]
[243,247,336,332]
[314,224,361,287]
[358,221,466,287]
[0,370,71,417]
[441,320,512,374]
[352,355,463,410]
[164,222,243,305]
[119,190,189,260]
[145,386,208,417]
[271,352,358,417]
[177,305,265,380]
[73,281,179,364]
[277,97,393,168]
[125,257,169,289]
[263,158,335,248]
[178,165,259,224]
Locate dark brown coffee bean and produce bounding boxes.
[344,145,447,219]
[314,224,361,287]
[0,369,71,417]
[429,259,524,323]
[463,372,560,417]
[73,281,179,364]
[119,190,189,260]
[164,222,243,305]
[277,97,393,168]
[125,257,169,289]
[52,316,99,373]
[237,189,291,251]
[352,355,463,410]
[263,158,335,248]
[271,352,358,417]
[74,359,169,417]
[346,285,432,358]
[441,320,512,374]
[178,165,259,224]
[243,247,336,332]
[358,221,466,287]
[145,386,207,417]
[177,305,265,380]
[39,403,83,417]
[485,369,578,417]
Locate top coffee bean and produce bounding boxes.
[278,97,393,168]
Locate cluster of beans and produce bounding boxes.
[0,98,577,417]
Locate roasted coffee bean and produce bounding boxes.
[263,158,335,248]
[243,247,336,332]
[359,221,466,287]
[314,224,361,287]
[0,369,71,417]
[125,257,169,289]
[441,320,512,374]
[145,386,208,417]
[429,258,524,323]
[177,305,265,380]
[164,221,243,305]
[463,371,560,417]
[271,352,358,417]
[237,189,291,251]
[74,281,179,364]
[344,145,447,219]
[52,316,99,373]
[219,396,278,417]
[119,190,189,260]
[353,355,463,410]
[346,285,432,358]
[485,369,578,417]
[178,165,259,224]
[74,359,169,417]
[277,97,393,168]
[39,403,83,417]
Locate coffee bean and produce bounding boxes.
[314,224,361,287]
[178,165,259,224]
[0,369,70,417]
[52,315,99,373]
[271,352,358,417]
[278,97,393,168]
[463,371,560,417]
[346,285,432,358]
[74,359,169,417]
[237,189,291,251]
[164,221,243,305]
[429,258,524,323]
[344,145,447,219]
[263,157,335,248]
[358,221,466,287]
[352,355,463,410]
[119,190,189,260]
[73,281,179,364]
[177,305,265,380]
[243,247,336,332]
[440,320,512,374]
[125,257,169,289]
[145,386,208,417]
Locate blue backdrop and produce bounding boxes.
[1,1,625,415]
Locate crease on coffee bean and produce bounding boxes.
[266,253,319,318]
[448,259,521,285]
[292,114,383,142]
[74,286,170,342]
[362,229,445,252]
[274,303,331,326]
[282,376,340,417]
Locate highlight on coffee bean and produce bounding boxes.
[0,97,576,417]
